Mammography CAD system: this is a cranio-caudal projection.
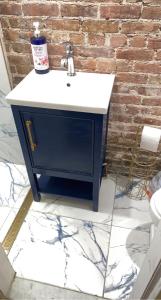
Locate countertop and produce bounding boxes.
[6,70,115,114]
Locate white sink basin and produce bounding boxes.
[6,70,115,114]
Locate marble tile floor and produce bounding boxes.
[9,212,111,297]
[29,176,116,225]
[8,277,105,300]
[104,224,150,300]
[4,173,152,299]
[104,176,152,299]
[7,177,115,298]
[112,176,152,230]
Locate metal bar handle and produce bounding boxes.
[25,120,37,152]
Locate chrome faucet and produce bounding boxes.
[61,42,76,76]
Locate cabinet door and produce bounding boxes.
[21,111,94,175]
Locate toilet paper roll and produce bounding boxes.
[140,126,161,152]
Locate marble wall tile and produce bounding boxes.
[0,162,29,207]
[0,207,12,231]
[9,211,111,297]
[0,92,29,242]
[104,225,150,300]
[0,90,9,108]
[0,91,24,164]
[0,137,24,165]
[0,161,29,243]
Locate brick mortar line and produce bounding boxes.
[2,16,161,21]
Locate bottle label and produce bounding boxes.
[31,44,49,71]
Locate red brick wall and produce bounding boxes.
[1,0,161,175]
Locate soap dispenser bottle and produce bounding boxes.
[31,22,49,74]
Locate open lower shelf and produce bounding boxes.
[38,175,93,200]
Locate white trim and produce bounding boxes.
[0,244,15,296]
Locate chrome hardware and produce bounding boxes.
[60,42,76,76]
[25,120,37,152]
[60,58,68,69]
[65,42,73,55]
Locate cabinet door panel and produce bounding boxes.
[21,112,94,175]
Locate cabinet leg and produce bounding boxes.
[29,173,41,202]
[92,180,99,212]
[32,188,41,202]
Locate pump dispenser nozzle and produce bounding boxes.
[33,22,40,37]
[31,21,49,74]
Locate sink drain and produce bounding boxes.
[67,83,71,87]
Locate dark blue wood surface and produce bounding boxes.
[12,106,41,202]
[21,111,94,175]
[11,105,108,211]
[32,167,93,182]
[38,176,93,200]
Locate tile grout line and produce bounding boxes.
[30,208,112,226]
[101,221,113,299]
[29,191,114,226]
[101,174,118,298]
[110,223,152,233]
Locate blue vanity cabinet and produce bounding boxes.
[22,111,94,175]
[11,105,108,212]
